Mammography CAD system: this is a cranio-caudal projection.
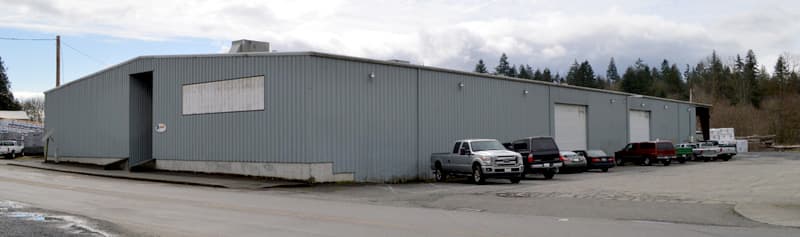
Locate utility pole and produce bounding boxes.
[56,35,60,87]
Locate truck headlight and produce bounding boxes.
[479,156,492,162]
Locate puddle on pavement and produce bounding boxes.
[0,200,112,237]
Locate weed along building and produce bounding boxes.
[44,40,711,183]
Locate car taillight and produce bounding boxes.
[559,155,565,161]
[592,158,600,162]
[527,154,535,163]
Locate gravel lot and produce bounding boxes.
[270,152,800,227]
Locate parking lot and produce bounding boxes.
[270,152,800,227]
[1,152,799,236]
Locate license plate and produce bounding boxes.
[572,159,580,162]
[601,158,607,161]
[543,163,550,167]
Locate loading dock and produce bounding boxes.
[629,110,651,142]
[554,104,588,150]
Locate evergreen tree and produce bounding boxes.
[744,50,762,107]
[709,51,727,101]
[524,65,535,79]
[542,68,553,82]
[775,55,789,91]
[0,57,20,110]
[733,54,746,105]
[533,69,543,81]
[566,60,598,88]
[578,60,597,88]
[474,59,488,73]
[517,64,531,79]
[566,60,580,85]
[606,57,620,82]
[494,53,514,77]
[620,59,654,95]
[508,65,518,78]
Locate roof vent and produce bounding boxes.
[229,39,270,53]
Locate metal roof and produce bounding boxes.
[44,51,711,108]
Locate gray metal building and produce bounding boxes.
[45,44,711,182]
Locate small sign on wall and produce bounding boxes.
[155,123,167,133]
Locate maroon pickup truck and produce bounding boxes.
[615,141,676,166]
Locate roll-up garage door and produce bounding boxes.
[629,110,651,142]
[554,104,587,150]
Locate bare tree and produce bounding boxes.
[20,96,44,123]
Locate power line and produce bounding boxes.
[0,37,55,41]
[62,41,106,66]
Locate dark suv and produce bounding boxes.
[615,141,676,166]
[507,137,562,179]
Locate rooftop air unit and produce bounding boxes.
[228,39,270,53]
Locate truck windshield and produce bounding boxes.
[471,141,506,151]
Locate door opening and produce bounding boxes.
[129,71,153,169]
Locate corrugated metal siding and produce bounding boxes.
[417,71,551,179]
[549,87,629,154]
[45,59,153,159]
[678,103,697,143]
[152,56,307,164]
[305,57,417,182]
[628,98,686,143]
[45,53,704,182]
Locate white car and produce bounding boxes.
[0,140,24,159]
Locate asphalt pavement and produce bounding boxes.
[0,200,122,237]
[0,153,798,236]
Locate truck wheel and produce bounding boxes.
[662,159,671,166]
[616,158,625,166]
[721,155,731,161]
[601,168,609,172]
[678,157,686,164]
[543,170,555,180]
[434,166,447,182]
[642,157,652,166]
[509,176,522,184]
[471,165,486,184]
[703,157,709,162]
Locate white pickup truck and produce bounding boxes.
[430,139,524,184]
[693,140,736,162]
[0,140,24,159]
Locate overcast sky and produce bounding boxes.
[0,0,798,98]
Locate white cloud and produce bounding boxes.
[13,91,44,100]
[0,0,797,74]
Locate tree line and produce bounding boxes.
[474,50,800,144]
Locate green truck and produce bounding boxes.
[674,143,696,163]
